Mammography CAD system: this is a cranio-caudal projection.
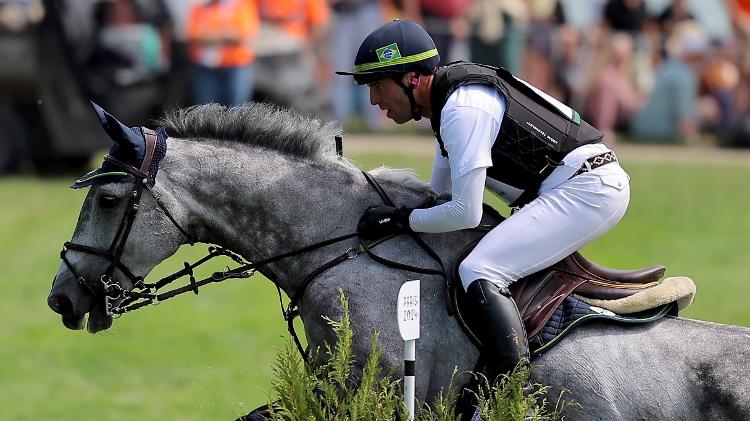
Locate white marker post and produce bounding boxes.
[397,280,420,421]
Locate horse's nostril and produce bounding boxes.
[49,294,73,315]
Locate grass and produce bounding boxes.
[1,147,749,420]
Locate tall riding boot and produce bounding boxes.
[466,279,529,380]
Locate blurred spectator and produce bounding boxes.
[700,40,740,132]
[158,0,192,108]
[554,1,609,110]
[551,25,590,108]
[629,20,712,143]
[586,32,644,141]
[329,0,384,131]
[729,0,750,115]
[400,0,472,64]
[88,0,169,89]
[656,0,693,36]
[0,0,45,172]
[161,0,189,40]
[676,0,732,42]
[602,0,646,34]
[522,0,565,93]
[254,0,329,115]
[0,0,44,32]
[558,0,606,31]
[257,0,328,40]
[466,0,528,73]
[56,0,101,66]
[86,0,173,123]
[186,0,259,107]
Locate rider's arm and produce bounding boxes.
[409,167,487,232]
[430,145,452,193]
[408,84,504,233]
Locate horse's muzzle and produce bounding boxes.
[48,273,95,331]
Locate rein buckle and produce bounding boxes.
[346,245,361,259]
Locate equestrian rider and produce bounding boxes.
[337,20,630,380]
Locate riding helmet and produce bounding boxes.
[336,19,440,85]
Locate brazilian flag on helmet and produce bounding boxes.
[336,19,440,85]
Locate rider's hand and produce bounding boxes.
[357,205,413,240]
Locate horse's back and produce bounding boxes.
[534,317,750,420]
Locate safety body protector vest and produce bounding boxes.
[430,62,604,206]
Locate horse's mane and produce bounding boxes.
[158,102,437,198]
[157,102,342,162]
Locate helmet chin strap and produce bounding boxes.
[392,75,422,121]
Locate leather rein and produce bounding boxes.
[59,132,446,362]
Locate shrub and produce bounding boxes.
[267,290,574,420]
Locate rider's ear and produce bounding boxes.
[408,73,419,88]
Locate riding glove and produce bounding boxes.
[357,205,413,240]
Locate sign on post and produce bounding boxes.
[397,280,420,421]
[397,280,420,340]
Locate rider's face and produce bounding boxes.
[368,76,413,124]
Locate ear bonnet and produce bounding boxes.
[72,102,167,189]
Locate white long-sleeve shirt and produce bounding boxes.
[409,84,612,233]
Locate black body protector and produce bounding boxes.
[430,62,604,207]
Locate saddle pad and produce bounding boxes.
[530,295,675,357]
[575,276,695,314]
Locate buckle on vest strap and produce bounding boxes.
[539,155,563,175]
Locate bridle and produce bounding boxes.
[59,130,447,361]
[60,128,193,315]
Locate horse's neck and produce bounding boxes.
[165,140,406,292]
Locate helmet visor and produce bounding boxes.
[336,70,403,85]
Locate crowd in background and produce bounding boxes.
[2,0,750,148]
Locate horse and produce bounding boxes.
[48,102,750,420]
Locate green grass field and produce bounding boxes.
[1,145,749,420]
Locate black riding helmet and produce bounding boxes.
[336,19,440,120]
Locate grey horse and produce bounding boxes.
[48,103,750,420]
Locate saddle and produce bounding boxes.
[448,236,666,348]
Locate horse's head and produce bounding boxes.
[48,103,188,333]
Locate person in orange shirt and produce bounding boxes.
[729,0,750,114]
[253,0,330,114]
[186,0,259,106]
[257,0,329,40]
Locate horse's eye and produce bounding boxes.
[98,195,120,209]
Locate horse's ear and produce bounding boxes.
[90,101,145,164]
[72,102,164,189]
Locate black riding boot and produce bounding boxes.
[466,279,529,380]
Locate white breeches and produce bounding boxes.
[458,161,631,290]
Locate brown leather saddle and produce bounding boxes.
[448,238,666,347]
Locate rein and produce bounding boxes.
[360,172,447,281]
[60,136,447,361]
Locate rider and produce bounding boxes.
[337,19,631,380]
